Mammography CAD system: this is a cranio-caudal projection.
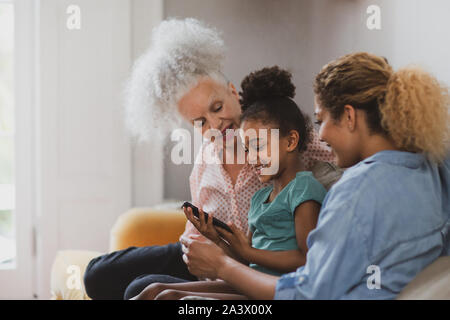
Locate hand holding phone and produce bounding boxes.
[182,202,233,234]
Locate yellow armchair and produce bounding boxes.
[109,207,187,251]
[50,205,187,300]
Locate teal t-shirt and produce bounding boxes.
[248,171,327,276]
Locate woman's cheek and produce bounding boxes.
[334,142,358,168]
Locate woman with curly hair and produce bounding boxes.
[178,52,450,299]
[83,18,337,300]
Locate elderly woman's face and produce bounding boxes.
[177,77,242,143]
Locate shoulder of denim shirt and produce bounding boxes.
[333,150,426,189]
[322,150,430,231]
[319,150,424,220]
[361,150,426,168]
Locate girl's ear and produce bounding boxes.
[286,130,300,152]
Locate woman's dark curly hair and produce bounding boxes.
[239,66,312,153]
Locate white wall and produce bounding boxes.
[160,0,450,201]
[130,0,165,208]
[34,0,134,299]
[304,0,450,88]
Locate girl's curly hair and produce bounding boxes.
[239,66,312,153]
[314,52,450,163]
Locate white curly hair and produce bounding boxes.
[124,18,227,142]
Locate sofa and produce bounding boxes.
[50,202,187,300]
[50,202,450,300]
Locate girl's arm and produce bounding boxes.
[219,200,320,273]
[216,238,248,265]
[132,279,241,300]
[217,256,279,300]
[180,235,279,300]
[155,290,248,300]
[245,249,304,273]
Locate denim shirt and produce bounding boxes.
[275,150,450,300]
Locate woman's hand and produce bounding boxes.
[180,234,278,300]
[217,223,253,262]
[180,234,227,280]
[183,207,222,244]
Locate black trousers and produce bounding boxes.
[84,242,198,300]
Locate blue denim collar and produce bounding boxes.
[361,150,425,169]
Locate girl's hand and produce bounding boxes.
[216,222,252,262]
[183,206,222,245]
[180,234,226,280]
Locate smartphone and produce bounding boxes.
[181,202,233,234]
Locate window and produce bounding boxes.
[0,1,15,268]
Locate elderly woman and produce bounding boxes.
[83,18,337,300]
[175,52,450,300]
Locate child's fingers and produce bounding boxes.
[216,224,234,242]
[228,222,240,234]
[185,207,200,229]
[224,222,247,244]
[229,222,246,238]
[198,209,207,228]
[229,223,248,242]
[184,207,192,220]
[183,207,191,220]
[207,213,214,228]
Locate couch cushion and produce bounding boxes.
[50,250,103,300]
[397,256,450,299]
[109,208,187,251]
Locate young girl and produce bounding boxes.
[133,66,333,299]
